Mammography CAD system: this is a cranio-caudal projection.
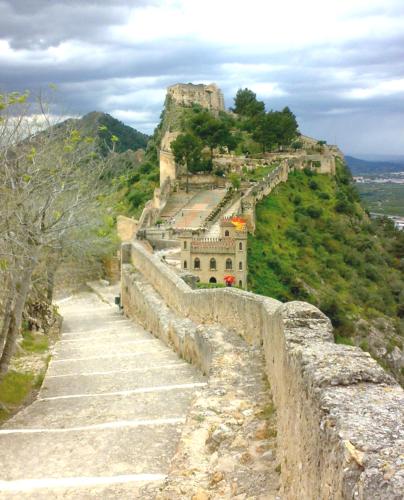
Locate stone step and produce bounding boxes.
[4,384,201,430]
[61,314,128,329]
[0,290,205,499]
[46,350,183,377]
[0,423,183,481]
[53,337,170,358]
[0,477,162,500]
[41,366,204,398]
[57,332,152,345]
[61,325,146,339]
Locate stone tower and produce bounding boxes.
[166,83,225,114]
[159,83,225,187]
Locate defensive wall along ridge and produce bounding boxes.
[142,147,339,236]
[121,241,404,499]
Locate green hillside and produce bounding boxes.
[70,111,150,155]
[56,111,158,218]
[248,160,404,381]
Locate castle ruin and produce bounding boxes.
[167,83,225,114]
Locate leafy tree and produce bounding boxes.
[251,113,277,152]
[251,109,298,152]
[188,109,238,161]
[292,140,303,150]
[0,91,112,377]
[171,133,203,192]
[233,88,265,117]
[228,172,241,190]
[278,107,299,146]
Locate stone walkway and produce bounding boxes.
[0,291,205,499]
[174,189,226,230]
[205,197,242,238]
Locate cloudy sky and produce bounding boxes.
[1,0,403,156]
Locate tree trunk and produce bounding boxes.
[0,293,13,356]
[46,258,60,303]
[186,161,189,193]
[0,253,38,378]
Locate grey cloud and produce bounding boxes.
[0,1,403,153]
[0,0,153,49]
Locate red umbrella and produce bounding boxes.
[224,275,236,287]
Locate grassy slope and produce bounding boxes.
[248,162,403,366]
[0,330,50,423]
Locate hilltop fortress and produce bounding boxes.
[117,83,403,499]
[135,82,342,289]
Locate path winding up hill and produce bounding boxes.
[0,289,205,499]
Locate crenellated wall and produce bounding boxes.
[121,241,404,499]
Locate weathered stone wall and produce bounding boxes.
[159,148,177,187]
[167,83,225,114]
[264,302,403,499]
[136,200,160,230]
[122,241,404,499]
[179,173,226,189]
[214,151,337,176]
[117,215,138,242]
[122,266,281,498]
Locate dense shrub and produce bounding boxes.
[248,163,403,347]
[305,206,323,219]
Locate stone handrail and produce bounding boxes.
[201,189,241,230]
[121,240,404,499]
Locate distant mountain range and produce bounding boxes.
[345,155,404,175]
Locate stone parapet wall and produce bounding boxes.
[117,215,138,242]
[121,266,280,498]
[214,151,338,176]
[122,241,404,499]
[159,148,177,187]
[265,302,403,499]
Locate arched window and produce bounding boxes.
[239,280,242,288]
[239,242,243,250]
[209,277,217,283]
[194,257,200,269]
[225,258,232,270]
[225,230,230,237]
[210,258,216,270]
[184,241,187,249]
[184,260,187,269]
[239,261,242,270]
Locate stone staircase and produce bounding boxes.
[159,191,195,221]
[0,289,205,499]
[173,189,226,229]
[205,196,242,238]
